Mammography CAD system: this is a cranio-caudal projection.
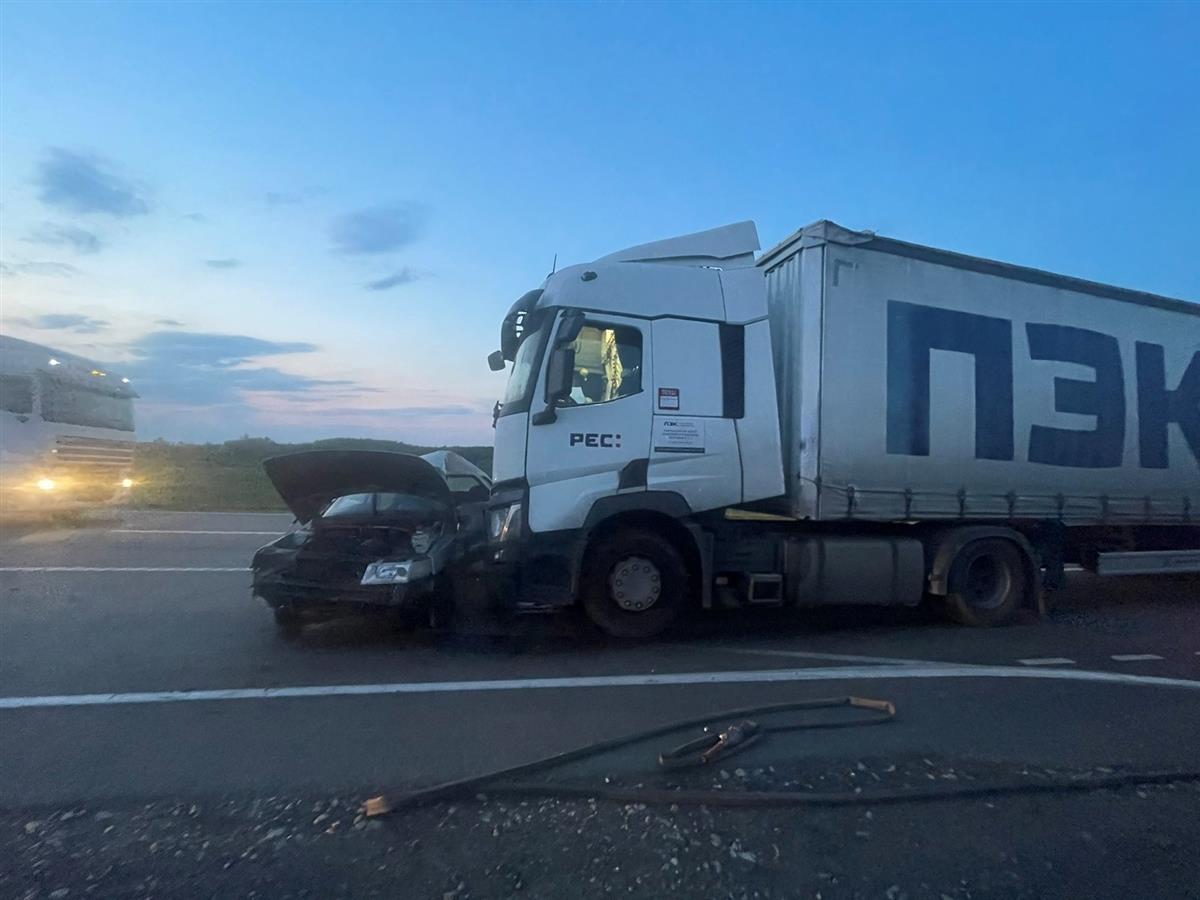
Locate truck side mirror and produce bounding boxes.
[532,312,585,426]
[532,344,576,426]
[557,312,585,344]
[487,350,506,372]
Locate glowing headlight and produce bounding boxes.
[121,478,134,489]
[488,502,522,542]
[360,558,434,585]
[37,478,56,492]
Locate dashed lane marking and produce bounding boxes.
[1017,658,1077,666]
[0,567,247,573]
[1,664,1198,710]
[712,646,930,667]
[1110,654,1166,662]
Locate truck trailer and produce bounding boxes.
[485,221,1199,637]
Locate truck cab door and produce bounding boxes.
[524,314,652,533]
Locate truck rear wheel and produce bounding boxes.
[581,528,689,639]
[943,538,1027,627]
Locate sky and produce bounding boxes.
[1,0,1197,446]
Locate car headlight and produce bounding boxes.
[410,523,442,555]
[37,478,57,492]
[488,502,522,543]
[361,558,434,585]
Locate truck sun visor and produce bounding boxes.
[500,289,544,361]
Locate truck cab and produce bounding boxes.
[487,223,786,635]
[1,336,138,513]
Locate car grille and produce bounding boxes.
[52,436,136,469]
[293,526,415,585]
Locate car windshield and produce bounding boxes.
[444,474,487,495]
[323,492,447,518]
[38,376,135,432]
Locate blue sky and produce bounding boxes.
[1,0,1196,444]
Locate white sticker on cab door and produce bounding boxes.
[653,417,705,454]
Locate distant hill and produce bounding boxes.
[129,437,494,511]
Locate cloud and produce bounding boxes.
[86,327,484,444]
[9,313,110,333]
[204,258,242,269]
[364,267,425,291]
[129,331,318,369]
[330,204,427,255]
[1,260,80,277]
[24,223,104,254]
[155,318,186,327]
[35,147,149,217]
[119,329,383,442]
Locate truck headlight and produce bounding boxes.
[37,478,56,492]
[488,502,522,543]
[121,478,134,489]
[361,558,434,585]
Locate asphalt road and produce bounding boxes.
[2,510,1199,898]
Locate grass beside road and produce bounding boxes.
[128,437,493,511]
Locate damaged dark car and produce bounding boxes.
[251,449,491,635]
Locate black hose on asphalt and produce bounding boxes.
[373,696,892,812]
[368,695,1200,814]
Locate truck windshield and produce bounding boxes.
[38,376,135,432]
[498,314,550,416]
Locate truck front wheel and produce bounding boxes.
[943,538,1027,627]
[581,528,689,639]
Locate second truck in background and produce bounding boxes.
[485,220,1199,636]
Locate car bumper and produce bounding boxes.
[253,572,437,617]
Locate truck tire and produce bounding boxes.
[581,528,689,639]
[943,538,1027,627]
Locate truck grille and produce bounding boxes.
[52,436,136,469]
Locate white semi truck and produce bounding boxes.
[0,335,138,513]
[485,221,1199,637]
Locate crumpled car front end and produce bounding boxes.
[252,516,451,624]
[250,450,483,632]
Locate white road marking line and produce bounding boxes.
[2,664,1198,711]
[1017,657,1077,666]
[713,646,930,667]
[0,567,247,573]
[114,530,281,536]
[1110,654,1165,662]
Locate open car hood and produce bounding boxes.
[262,450,454,524]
